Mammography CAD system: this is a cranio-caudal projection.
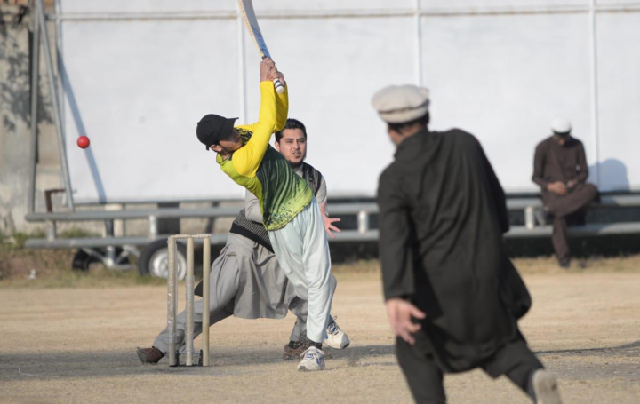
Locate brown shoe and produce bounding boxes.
[137,346,165,364]
[283,341,308,360]
[283,341,333,360]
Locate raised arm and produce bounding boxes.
[274,71,289,132]
[232,60,287,177]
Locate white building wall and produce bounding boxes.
[56,1,640,203]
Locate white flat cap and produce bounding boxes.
[372,84,430,124]
[551,118,572,134]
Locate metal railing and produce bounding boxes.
[23,194,640,253]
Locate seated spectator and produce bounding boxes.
[532,118,598,268]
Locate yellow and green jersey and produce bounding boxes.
[215,82,313,231]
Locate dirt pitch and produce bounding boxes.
[1,272,639,403]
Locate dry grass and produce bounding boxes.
[0,265,167,289]
[334,256,640,275]
[512,256,640,274]
[2,234,639,289]
[0,238,165,289]
[2,274,639,403]
[0,242,74,282]
[333,259,381,273]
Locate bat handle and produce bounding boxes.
[273,78,285,94]
[260,56,285,93]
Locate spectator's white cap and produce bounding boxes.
[551,118,572,134]
[372,84,430,123]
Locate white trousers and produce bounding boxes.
[268,198,334,343]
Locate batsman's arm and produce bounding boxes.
[233,81,278,177]
[274,73,289,131]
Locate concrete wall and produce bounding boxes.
[0,3,65,235]
[0,4,220,236]
[2,2,639,236]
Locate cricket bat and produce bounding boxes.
[237,0,285,94]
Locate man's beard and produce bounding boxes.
[288,160,303,169]
[288,154,305,169]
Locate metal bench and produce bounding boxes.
[22,195,640,269]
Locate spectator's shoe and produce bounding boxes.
[297,346,325,371]
[532,369,562,404]
[558,258,571,269]
[325,316,350,349]
[137,346,164,364]
[283,340,309,360]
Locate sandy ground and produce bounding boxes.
[1,273,639,403]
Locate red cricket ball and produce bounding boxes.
[76,136,90,149]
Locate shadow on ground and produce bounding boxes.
[0,344,397,382]
[537,340,640,357]
[536,341,640,381]
[2,341,638,382]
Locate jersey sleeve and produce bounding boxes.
[275,83,289,131]
[232,82,287,177]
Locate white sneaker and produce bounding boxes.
[532,369,562,404]
[297,346,325,371]
[325,316,350,349]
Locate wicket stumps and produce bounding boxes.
[167,234,212,367]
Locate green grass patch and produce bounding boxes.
[0,265,166,289]
[58,227,100,239]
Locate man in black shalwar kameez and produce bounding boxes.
[372,85,563,404]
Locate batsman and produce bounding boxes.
[195,59,333,371]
